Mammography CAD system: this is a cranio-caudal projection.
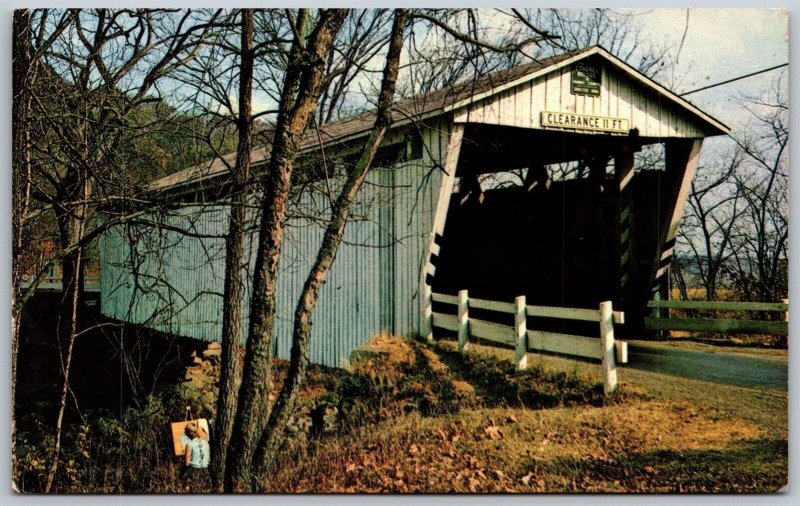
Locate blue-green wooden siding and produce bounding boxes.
[100,121,453,368]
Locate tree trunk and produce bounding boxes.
[45,178,90,493]
[224,9,347,492]
[252,8,408,480]
[44,245,83,493]
[212,8,254,491]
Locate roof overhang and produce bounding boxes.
[150,45,731,193]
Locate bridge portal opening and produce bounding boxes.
[429,124,679,335]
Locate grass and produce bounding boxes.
[431,340,617,409]
[266,401,780,493]
[460,340,787,438]
[261,335,787,493]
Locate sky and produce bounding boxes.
[632,8,788,131]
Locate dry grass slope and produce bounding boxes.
[263,335,786,493]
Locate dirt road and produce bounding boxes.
[626,341,787,389]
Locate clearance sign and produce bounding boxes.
[541,111,630,134]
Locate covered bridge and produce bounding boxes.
[100,45,729,367]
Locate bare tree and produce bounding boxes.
[252,9,409,478]
[403,9,558,96]
[673,73,788,306]
[514,8,674,80]
[679,148,744,300]
[223,9,348,491]
[13,9,220,491]
[317,10,394,124]
[211,8,253,489]
[11,8,43,484]
[726,75,789,302]
[217,9,565,490]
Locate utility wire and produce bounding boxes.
[679,63,788,96]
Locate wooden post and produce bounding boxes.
[614,151,636,192]
[614,341,628,364]
[599,300,617,394]
[514,295,528,371]
[651,140,703,286]
[615,151,635,309]
[663,140,704,248]
[418,124,463,339]
[524,162,551,192]
[457,289,469,351]
[422,282,433,342]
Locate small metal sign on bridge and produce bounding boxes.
[571,61,602,96]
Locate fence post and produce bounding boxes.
[457,289,470,351]
[783,298,789,322]
[599,300,617,394]
[515,295,528,371]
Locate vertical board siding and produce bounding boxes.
[101,123,452,368]
[393,120,449,337]
[454,62,706,138]
[100,206,228,340]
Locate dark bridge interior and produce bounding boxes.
[432,181,616,308]
[429,124,677,337]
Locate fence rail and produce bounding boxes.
[648,300,788,312]
[430,291,626,394]
[645,299,788,335]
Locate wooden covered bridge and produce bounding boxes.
[100,45,729,368]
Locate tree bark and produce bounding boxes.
[211,9,254,491]
[224,9,347,492]
[252,8,408,480]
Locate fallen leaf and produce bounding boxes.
[507,414,519,424]
[484,425,504,440]
[521,472,535,486]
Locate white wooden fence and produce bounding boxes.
[429,291,628,394]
